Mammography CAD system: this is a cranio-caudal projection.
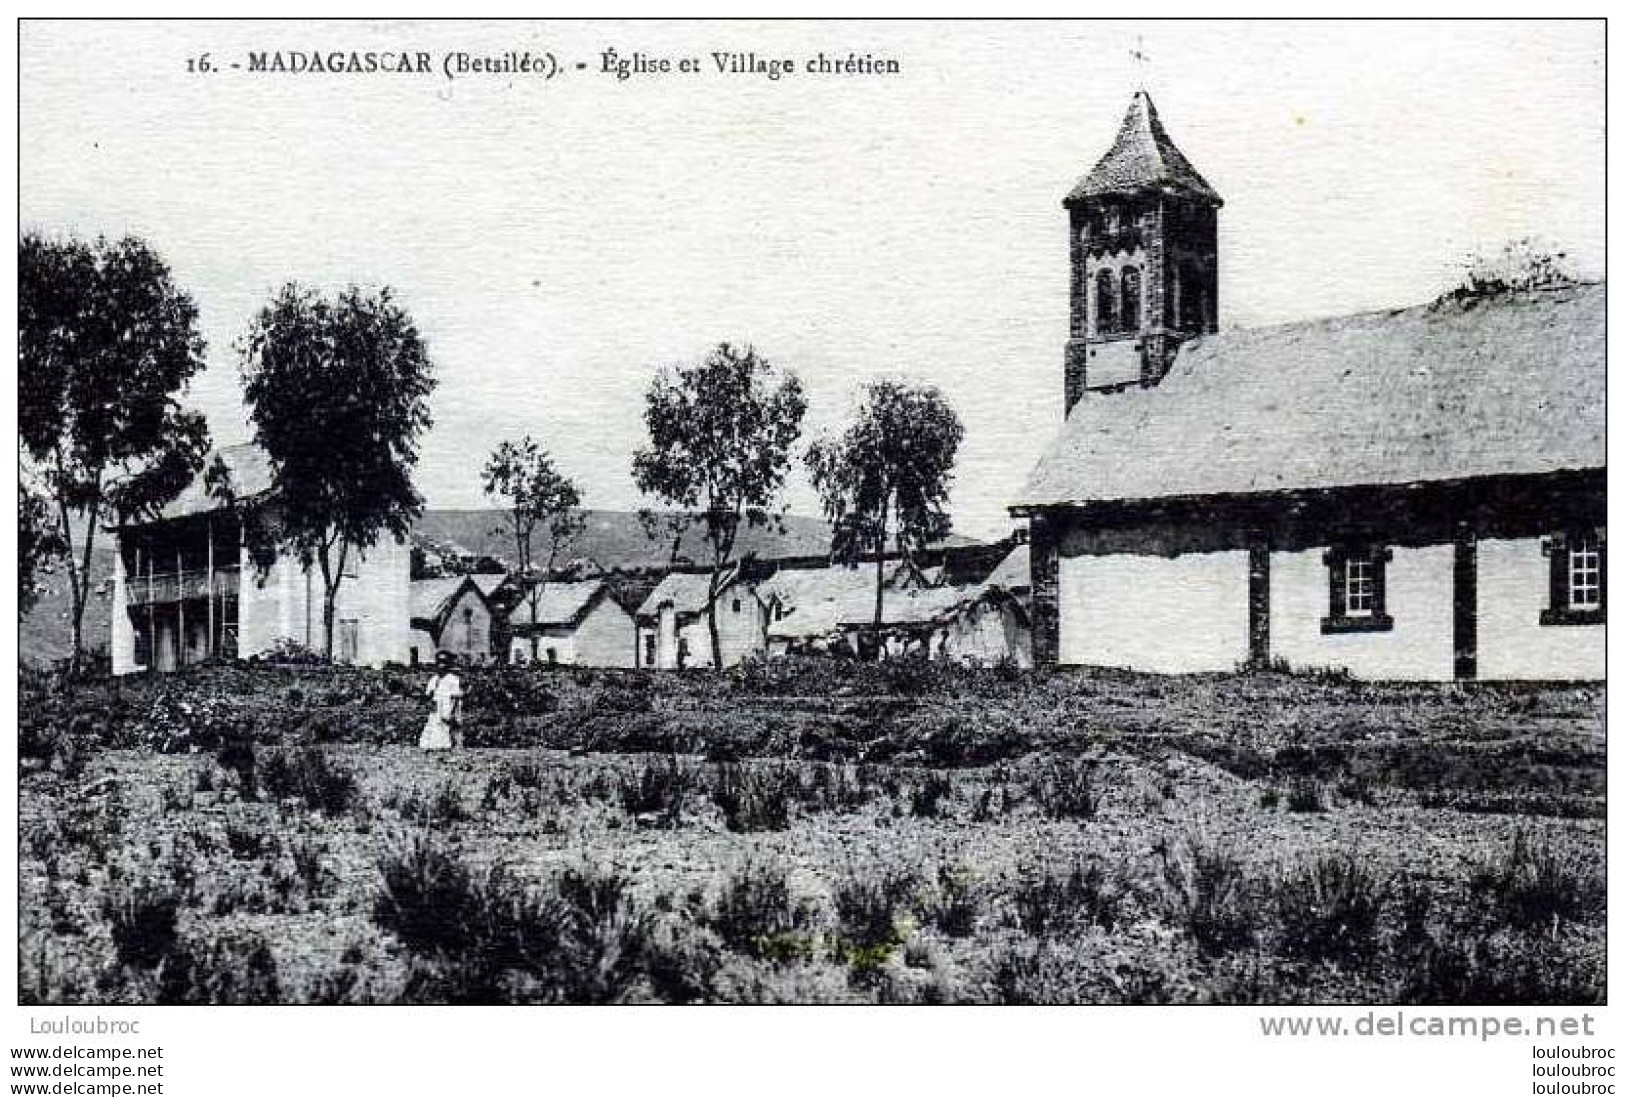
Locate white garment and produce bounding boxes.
[419,672,464,750]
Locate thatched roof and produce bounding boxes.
[410,576,491,633]
[1066,91,1221,206]
[140,443,274,523]
[522,579,613,630]
[1017,284,1605,511]
[634,568,746,621]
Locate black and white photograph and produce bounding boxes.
[9,13,1610,1093]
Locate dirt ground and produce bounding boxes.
[16,661,1606,1004]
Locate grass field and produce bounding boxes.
[17,660,1605,1004]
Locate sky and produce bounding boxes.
[19,20,1604,540]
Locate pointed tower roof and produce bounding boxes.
[1066,91,1221,206]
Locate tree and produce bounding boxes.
[1442,238,1578,305]
[18,480,64,620]
[19,231,211,669]
[807,381,964,646]
[239,284,435,659]
[482,438,585,661]
[631,343,806,666]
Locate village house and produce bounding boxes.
[408,574,501,665]
[756,545,1033,665]
[110,444,412,673]
[1013,92,1605,681]
[634,568,768,669]
[507,578,637,667]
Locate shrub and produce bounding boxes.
[1399,926,1603,1005]
[1272,851,1387,964]
[1285,778,1326,814]
[223,820,273,862]
[925,864,983,938]
[214,737,258,798]
[1030,757,1101,820]
[373,837,662,1004]
[288,832,329,897]
[711,761,794,832]
[157,931,282,1004]
[1157,830,1255,955]
[1469,830,1600,933]
[104,878,182,970]
[706,860,818,963]
[832,868,919,971]
[373,832,479,956]
[618,755,698,828]
[1008,858,1121,936]
[798,762,873,814]
[259,746,358,816]
[909,772,954,819]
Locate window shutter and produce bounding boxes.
[1545,531,1569,614]
[1598,530,1608,614]
[1324,548,1347,618]
[1372,547,1392,618]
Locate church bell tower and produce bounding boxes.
[1064,91,1221,413]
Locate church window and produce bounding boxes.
[1095,270,1117,334]
[1120,266,1142,331]
[1321,545,1393,634]
[1542,529,1606,626]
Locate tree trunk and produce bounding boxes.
[528,585,540,662]
[319,545,336,659]
[871,497,889,659]
[706,568,723,670]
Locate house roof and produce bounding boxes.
[758,565,879,639]
[409,576,491,633]
[1016,284,1605,511]
[135,443,275,524]
[522,579,613,629]
[982,546,1031,593]
[760,559,1029,640]
[634,568,744,620]
[1066,91,1221,206]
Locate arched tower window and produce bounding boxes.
[1120,266,1142,332]
[1095,270,1117,334]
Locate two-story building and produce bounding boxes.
[110,444,412,673]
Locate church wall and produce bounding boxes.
[1057,544,1250,672]
[1270,543,1455,681]
[1477,536,1605,681]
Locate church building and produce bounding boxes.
[1013,92,1604,681]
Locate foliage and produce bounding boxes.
[18,231,210,668]
[711,760,794,832]
[706,860,818,963]
[631,342,805,663]
[18,481,64,620]
[157,931,282,1005]
[1272,851,1387,964]
[617,754,699,828]
[806,381,963,635]
[238,283,435,657]
[257,746,359,816]
[1468,829,1600,933]
[1029,756,1102,820]
[1008,857,1122,935]
[103,877,182,970]
[1441,237,1578,305]
[482,437,585,659]
[832,868,919,972]
[1157,829,1255,955]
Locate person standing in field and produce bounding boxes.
[420,652,465,751]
